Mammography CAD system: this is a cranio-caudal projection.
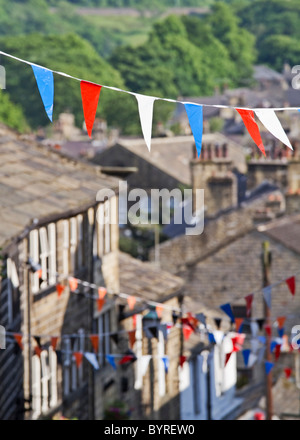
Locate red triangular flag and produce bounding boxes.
[98,287,107,299]
[236,109,265,156]
[225,352,232,366]
[180,355,187,368]
[275,344,281,361]
[183,325,193,341]
[80,81,102,138]
[90,334,99,353]
[245,294,254,318]
[97,298,105,312]
[284,368,292,379]
[37,268,43,279]
[119,355,133,365]
[156,305,163,319]
[34,346,42,357]
[14,334,23,350]
[69,277,78,292]
[264,324,272,337]
[51,336,58,351]
[132,314,137,329]
[235,318,244,333]
[56,284,65,298]
[127,296,136,310]
[128,330,136,349]
[73,352,83,368]
[277,316,286,329]
[286,276,296,296]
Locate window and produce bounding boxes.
[104,200,111,254]
[2,258,20,326]
[70,217,77,272]
[29,224,57,294]
[31,347,58,419]
[63,220,69,277]
[97,310,111,367]
[63,330,85,397]
[77,214,84,268]
[134,315,143,390]
[157,329,166,397]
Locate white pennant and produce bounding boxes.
[250,322,259,338]
[213,330,224,345]
[84,352,99,370]
[248,353,258,368]
[141,355,152,377]
[255,109,293,150]
[263,285,272,309]
[135,94,156,152]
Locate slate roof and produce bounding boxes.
[0,124,120,250]
[118,251,184,306]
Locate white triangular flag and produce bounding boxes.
[262,286,272,309]
[84,352,99,370]
[141,355,152,377]
[255,109,293,150]
[213,330,224,345]
[250,338,260,354]
[248,353,258,368]
[135,94,156,152]
[250,322,259,338]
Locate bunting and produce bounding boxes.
[225,352,232,366]
[265,361,274,376]
[161,356,169,374]
[135,94,156,152]
[245,294,254,318]
[255,109,293,150]
[68,277,78,292]
[13,334,23,350]
[277,316,286,329]
[56,284,65,298]
[73,352,83,368]
[84,352,99,370]
[262,286,272,309]
[51,336,59,351]
[106,354,117,370]
[180,355,187,368]
[80,81,102,138]
[89,334,99,353]
[31,64,54,122]
[236,109,265,156]
[127,296,137,311]
[128,330,136,349]
[284,368,292,379]
[140,355,152,377]
[184,103,203,157]
[220,303,235,323]
[286,276,296,296]
[235,318,244,333]
[214,318,222,330]
[242,349,251,367]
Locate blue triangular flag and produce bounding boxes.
[242,349,251,367]
[265,361,274,375]
[31,64,54,122]
[184,103,203,157]
[278,327,284,338]
[106,354,117,370]
[162,356,169,374]
[258,336,266,345]
[262,286,272,309]
[220,303,235,323]
[270,341,277,353]
[208,332,216,344]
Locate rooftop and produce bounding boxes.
[0,124,120,250]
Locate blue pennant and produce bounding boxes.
[184,103,203,157]
[220,303,235,323]
[106,354,117,370]
[31,64,54,122]
[242,349,251,367]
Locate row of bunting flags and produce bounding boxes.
[0,50,299,157]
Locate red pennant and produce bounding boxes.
[119,355,134,365]
[264,324,272,337]
[51,336,58,351]
[183,325,193,341]
[235,318,244,333]
[275,344,281,361]
[127,296,136,310]
[34,346,42,357]
[180,355,187,368]
[245,294,254,318]
[277,316,286,329]
[286,276,296,296]
[97,298,105,312]
[37,268,43,279]
[236,109,265,156]
[284,368,292,379]
[90,334,99,353]
[69,277,78,292]
[132,314,137,329]
[128,330,136,349]
[80,81,102,138]
[98,287,107,299]
[13,334,23,350]
[225,352,232,366]
[73,352,83,368]
[56,284,65,298]
[156,305,163,319]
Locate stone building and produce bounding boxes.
[0,124,120,420]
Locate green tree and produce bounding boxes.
[0,89,29,132]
